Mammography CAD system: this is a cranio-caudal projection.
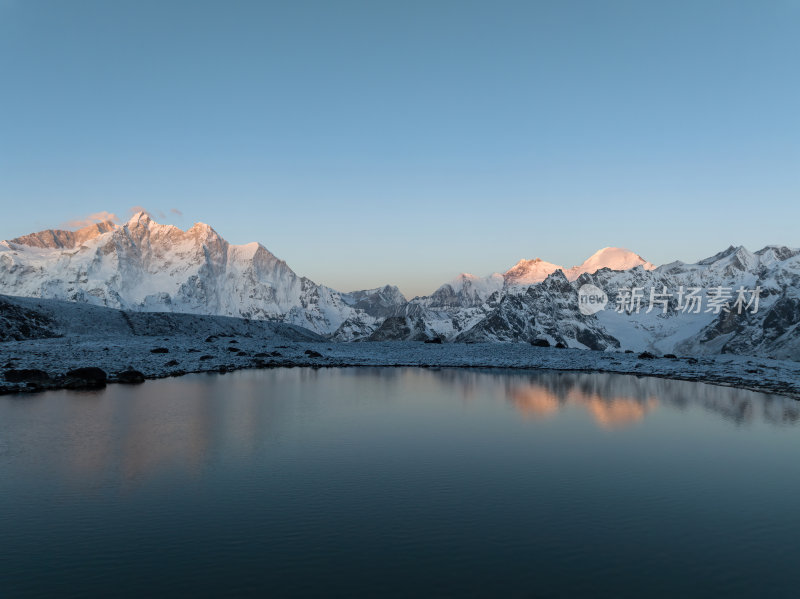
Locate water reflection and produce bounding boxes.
[506,381,659,428]
[1,368,798,490]
[532,371,800,427]
[433,369,800,428]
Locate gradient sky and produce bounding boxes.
[1,0,798,297]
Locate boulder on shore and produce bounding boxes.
[116,369,145,384]
[64,367,107,389]
[4,369,52,385]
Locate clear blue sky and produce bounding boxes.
[1,0,798,297]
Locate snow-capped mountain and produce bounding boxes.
[504,258,562,286]
[585,245,800,359]
[564,247,655,280]
[369,245,800,360]
[369,247,659,342]
[429,247,654,299]
[0,212,404,337]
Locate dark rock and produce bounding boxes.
[205,336,217,342]
[64,367,107,389]
[4,369,51,384]
[236,351,248,357]
[664,353,678,359]
[554,342,567,349]
[638,351,656,360]
[199,355,214,361]
[165,360,179,367]
[304,350,323,358]
[229,340,238,344]
[367,316,412,341]
[227,346,240,352]
[116,369,145,384]
[624,350,634,354]
[187,348,201,353]
[575,327,619,351]
[531,338,550,348]
[66,367,107,380]
[424,337,443,344]
[254,352,270,358]
[150,347,169,354]
[763,297,800,333]
[271,351,283,357]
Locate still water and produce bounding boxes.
[1,368,800,598]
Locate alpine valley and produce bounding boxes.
[1,212,799,360]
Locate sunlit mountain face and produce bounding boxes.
[0,212,406,337]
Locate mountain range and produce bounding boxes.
[1,213,798,359]
[1,212,400,339]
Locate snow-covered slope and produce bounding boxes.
[0,213,391,337]
[455,271,620,349]
[0,294,325,343]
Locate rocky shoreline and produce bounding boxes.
[2,336,800,399]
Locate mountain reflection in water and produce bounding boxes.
[1,368,797,490]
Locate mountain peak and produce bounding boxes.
[697,245,749,265]
[504,258,563,285]
[500,247,655,286]
[565,247,654,280]
[188,221,215,234]
[9,219,118,249]
[126,211,152,226]
[755,245,800,262]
